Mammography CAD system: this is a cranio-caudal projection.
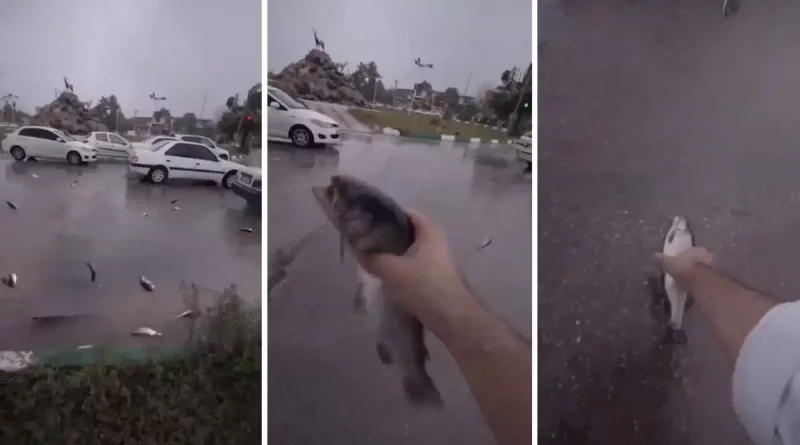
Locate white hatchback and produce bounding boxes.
[84,131,132,159]
[515,131,533,168]
[4,126,98,164]
[267,86,340,148]
[127,140,240,187]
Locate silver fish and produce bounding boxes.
[4,273,17,288]
[171,206,181,211]
[31,174,39,179]
[240,227,254,233]
[76,345,93,349]
[142,212,148,217]
[175,309,199,319]
[478,237,492,250]
[6,201,17,210]
[311,174,443,407]
[170,198,178,204]
[139,276,155,292]
[131,327,162,337]
[662,215,694,332]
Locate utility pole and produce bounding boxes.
[462,70,473,104]
[392,80,398,107]
[148,92,167,134]
[199,91,207,121]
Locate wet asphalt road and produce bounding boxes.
[267,136,532,445]
[0,156,261,351]
[539,1,800,444]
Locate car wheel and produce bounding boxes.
[222,171,236,189]
[148,166,168,184]
[67,151,82,165]
[290,126,313,148]
[10,146,26,161]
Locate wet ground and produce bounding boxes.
[267,136,532,445]
[0,156,261,351]
[539,1,800,444]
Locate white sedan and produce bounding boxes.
[3,125,97,164]
[127,139,240,187]
[267,86,340,148]
[83,131,132,159]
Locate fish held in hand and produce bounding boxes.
[311,174,443,407]
[661,215,694,340]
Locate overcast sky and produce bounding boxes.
[0,0,261,118]
[267,0,532,98]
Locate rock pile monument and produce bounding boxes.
[269,49,367,106]
[33,92,107,134]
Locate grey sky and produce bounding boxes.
[267,0,532,98]
[0,0,261,118]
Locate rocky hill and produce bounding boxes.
[269,49,367,106]
[33,92,107,134]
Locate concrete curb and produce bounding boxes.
[417,134,511,144]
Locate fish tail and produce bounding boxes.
[402,369,443,407]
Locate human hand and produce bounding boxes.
[655,246,714,285]
[359,210,475,323]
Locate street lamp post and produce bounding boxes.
[148,92,167,134]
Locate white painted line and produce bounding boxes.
[382,127,400,136]
[469,137,481,143]
[490,139,499,144]
[441,134,456,141]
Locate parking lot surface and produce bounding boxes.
[539,1,800,444]
[267,136,532,445]
[0,156,261,351]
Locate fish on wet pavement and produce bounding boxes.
[311,174,443,407]
[131,327,162,337]
[6,201,18,210]
[139,276,155,292]
[86,262,97,282]
[3,273,17,288]
[660,215,694,343]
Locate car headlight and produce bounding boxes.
[310,119,335,128]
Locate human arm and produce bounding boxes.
[658,248,800,445]
[361,211,532,445]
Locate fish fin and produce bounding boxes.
[661,327,688,346]
[353,284,367,314]
[403,370,443,407]
[376,342,393,365]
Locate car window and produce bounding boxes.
[181,136,202,144]
[108,134,126,145]
[18,128,40,138]
[32,129,60,141]
[149,140,172,151]
[269,89,306,109]
[152,137,175,145]
[186,144,219,161]
[197,137,215,148]
[164,143,194,157]
[95,133,109,142]
[52,129,75,141]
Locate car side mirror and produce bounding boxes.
[269,102,281,110]
[56,138,64,143]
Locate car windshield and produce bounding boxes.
[270,89,306,109]
[150,140,172,151]
[53,130,76,141]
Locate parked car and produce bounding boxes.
[83,131,132,159]
[267,86,340,148]
[129,135,178,152]
[515,131,532,169]
[172,134,231,160]
[3,125,97,164]
[127,140,239,187]
[231,166,261,208]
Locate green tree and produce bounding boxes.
[182,112,198,134]
[442,87,460,110]
[2,103,13,122]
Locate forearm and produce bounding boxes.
[434,295,532,445]
[685,264,777,363]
